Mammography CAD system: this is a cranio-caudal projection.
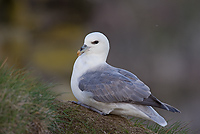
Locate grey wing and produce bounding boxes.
[78,68,151,103]
[118,68,180,113]
[78,67,180,113]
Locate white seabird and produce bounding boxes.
[71,32,180,127]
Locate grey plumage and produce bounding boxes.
[78,64,180,113]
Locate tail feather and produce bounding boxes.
[135,105,167,127]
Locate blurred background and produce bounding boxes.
[0,0,199,132]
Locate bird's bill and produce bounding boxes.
[77,50,81,56]
[77,44,88,56]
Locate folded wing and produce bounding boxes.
[78,65,180,113]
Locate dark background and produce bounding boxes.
[0,0,199,132]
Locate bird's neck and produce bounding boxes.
[72,54,107,78]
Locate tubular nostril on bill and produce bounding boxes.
[80,44,87,51]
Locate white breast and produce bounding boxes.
[71,54,106,103]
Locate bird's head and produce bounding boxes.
[77,32,110,60]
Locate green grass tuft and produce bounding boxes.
[0,59,57,133]
[130,117,191,134]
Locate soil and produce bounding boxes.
[54,101,155,134]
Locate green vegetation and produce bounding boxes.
[0,59,190,133]
[0,58,57,133]
[131,117,190,134]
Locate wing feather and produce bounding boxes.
[78,65,180,113]
[78,65,151,103]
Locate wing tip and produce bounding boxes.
[165,104,181,113]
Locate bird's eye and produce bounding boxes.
[91,40,99,44]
